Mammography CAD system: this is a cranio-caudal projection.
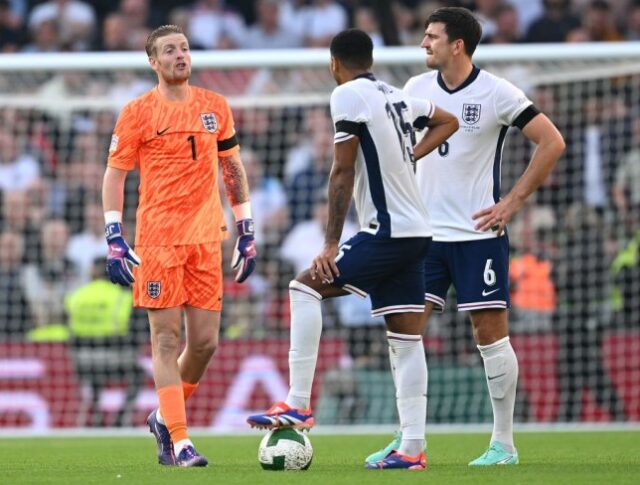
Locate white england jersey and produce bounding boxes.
[405,67,534,241]
[330,74,434,238]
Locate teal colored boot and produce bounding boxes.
[469,441,519,466]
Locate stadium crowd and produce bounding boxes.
[0,0,639,54]
[0,1,639,425]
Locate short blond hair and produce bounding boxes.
[145,24,184,57]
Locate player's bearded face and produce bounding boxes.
[152,34,192,84]
[422,23,448,69]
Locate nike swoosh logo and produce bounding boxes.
[487,372,506,381]
[156,127,170,135]
[482,288,500,297]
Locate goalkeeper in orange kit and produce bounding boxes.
[102,24,256,467]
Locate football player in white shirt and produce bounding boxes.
[366,7,565,467]
[247,29,458,470]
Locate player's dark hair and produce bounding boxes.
[425,7,482,58]
[330,29,373,70]
[145,24,184,57]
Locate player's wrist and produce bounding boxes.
[105,222,123,241]
[232,201,252,222]
[236,218,254,237]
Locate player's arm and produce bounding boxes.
[311,136,358,284]
[219,151,256,282]
[102,166,141,286]
[102,166,127,215]
[473,113,565,235]
[413,106,459,160]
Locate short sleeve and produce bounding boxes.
[408,96,435,130]
[107,102,141,171]
[494,78,533,126]
[216,95,240,156]
[330,85,370,143]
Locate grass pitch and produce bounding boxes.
[1,431,638,484]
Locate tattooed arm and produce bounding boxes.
[310,136,358,283]
[219,151,250,207]
[220,151,257,282]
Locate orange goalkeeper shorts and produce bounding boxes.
[133,242,223,311]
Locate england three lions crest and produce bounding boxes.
[462,104,481,125]
[147,281,161,299]
[200,113,218,133]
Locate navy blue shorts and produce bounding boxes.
[424,236,510,312]
[333,232,431,317]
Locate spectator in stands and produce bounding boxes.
[525,0,581,43]
[508,205,557,333]
[474,0,501,41]
[509,0,544,36]
[66,202,108,284]
[284,107,333,183]
[553,202,626,422]
[188,0,246,50]
[299,0,347,47]
[27,0,96,51]
[241,0,302,49]
[66,256,145,427]
[0,190,40,263]
[96,12,133,51]
[612,118,640,225]
[626,0,640,40]
[353,6,385,47]
[0,0,22,52]
[21,17,60,53]
[62,132,105,232]
[610,216,640,333]
[23,218,79,330]
[484,3,523,44]
[167,7,205,50]
[115,0,161,50]
[241,148,289,249]
[285,118,334,226]
[0,231,33,340]
[581,0,624,42]
[280,190,358,275]
[0,127,40,192]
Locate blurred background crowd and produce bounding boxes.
[0,0,639,54]
[0,0,639,425]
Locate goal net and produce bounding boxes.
[0,43,638,432]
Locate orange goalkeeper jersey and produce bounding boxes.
[107,85,239,246]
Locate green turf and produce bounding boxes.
[1,431,638,484]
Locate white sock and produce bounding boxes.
[173,438,193,456]
[156,408,165,425]
[477,336,518,451]
[285,281,323,410]
[387,331,427,457]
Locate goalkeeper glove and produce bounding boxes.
[231,218,256,283]
[105,222,141,287]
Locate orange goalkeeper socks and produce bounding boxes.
[157,385,188,443]
[182,381,199,401]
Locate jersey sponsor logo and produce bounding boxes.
[156,127,170,136]
[200,113,218,133]
[147,281,161,299]
[482,288,500,297]
[109,134,119,153]
[462,104,482,125]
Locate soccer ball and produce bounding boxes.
[258,428,313,470]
